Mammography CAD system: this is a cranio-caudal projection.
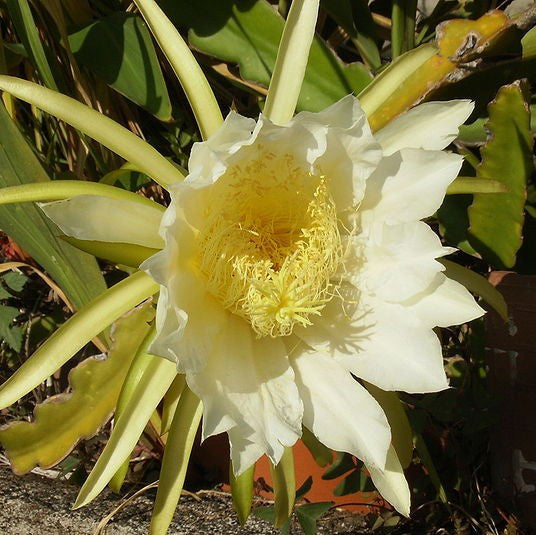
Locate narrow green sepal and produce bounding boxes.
[269,447,295,528]
[62,236,159,268]
[230,462,255,526]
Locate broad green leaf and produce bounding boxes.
[468,81,533,268]
[321,0,380,70]
[0,305,23,352]
[333,468,362,496]
[6,0,59,91]
[74,355,176,508]
[68,13,172,121]
[158,0,372,113]
[0,77,185,188]
[365,383,413,469]
[301,427,332,468]
[230,463,255,526]
[440,259,508,321]
[150,387,203,535]
[0,103,106,310]
[270,447,295,527]
[253,506,290,534]
[522,26,536,58]
[0,303,154,475]
[295,502,333,535]
[132,0,222,138]
[0,271,28,299]
[322,452,355,480]
[0,271,159,410]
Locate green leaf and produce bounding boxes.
[270,447,296,527]
[0,102,107,311]
[150,387,203,535]
[521,26,536,58]
[0,305,23,352]
[230,463,255,526]
[295,501,333,535]
[62,237,159,268]
[133,0,223,139]
[414,432,448,504]
[446,177,508,195]
[74,355,176,508]
[301,427,332,468]
[0,302,154,475]
[0,77,185,188]
[109,326,157,493]
[468,81,533,268]
[6,0,59,91]
[158,0,372,113]
[69,13,172,121]
[253,506,290,534]
[321,452,355,480]
[0,271,28,299]
[321,0,380,70]
[0,271,159,410]
[333,468,362,496]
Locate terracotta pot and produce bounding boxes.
[486,272,536,528]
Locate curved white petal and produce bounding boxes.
[358,221,453,302]
[408,274,486,328]
[186,315,303,473]
[146,271,227,373]
[375,100,474,156]
[366,445,411,517]
[228,427,266,476]
[299,293,449,393]
[293,95,382,209]
[360,148,463,225]
[188,111,257,183]
[41,195,163,248]
[291,348,390,470]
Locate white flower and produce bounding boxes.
[141,95,484,515]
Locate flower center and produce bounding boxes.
[198,149,344,337]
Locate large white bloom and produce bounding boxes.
[140,96,484,515]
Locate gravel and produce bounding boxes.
[0,466,370,535]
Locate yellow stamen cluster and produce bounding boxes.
[198,147,344,337]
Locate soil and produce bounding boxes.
[0,466,371,535]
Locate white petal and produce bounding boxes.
[366,445,411,517]
[228,427,266,476]
[291,348,390,470]
[186,315,303,473]
[300,294,449,393]
[188,112,257,184]
[294,95,382,209]
[41,195,163,248]
[375,100,474,156]
[360,148,463,225]
[408,274,485,328]
[358,221,453,302]
[146,271,227,373]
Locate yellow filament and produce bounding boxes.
[198,148,344,337]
